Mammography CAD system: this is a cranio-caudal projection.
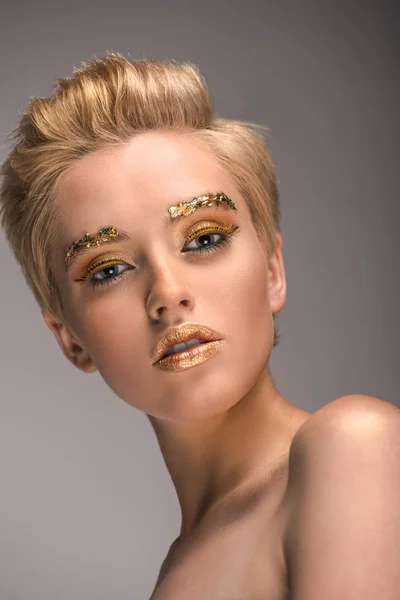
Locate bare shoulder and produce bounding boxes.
[282,395,400,599]
[287,394,400,462]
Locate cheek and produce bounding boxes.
[219,249,273,405]
[64,286,146,366]
[223,243,270,326]
[68,292,154,406]
[60,241,272,416]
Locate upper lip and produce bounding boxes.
[152,323,223,364]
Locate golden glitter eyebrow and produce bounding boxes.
[64,191,237,270]
[167,191,237,219]
[64,227,130,271]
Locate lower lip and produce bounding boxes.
[154,340,223,372]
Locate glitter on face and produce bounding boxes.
[64,192,237,268]
[154,340,224,372]
[64,226,120,266]
[167,192,237,219]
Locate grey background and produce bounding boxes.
[1,1,399,598]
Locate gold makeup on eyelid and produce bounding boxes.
[183,221,240,245]
[73,221,239,286]
[74,254,129,285]
[65,226,120,266]
[65,192,237,268]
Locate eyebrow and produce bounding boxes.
[64,192,238,273]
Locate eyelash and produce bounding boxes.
[74,223,240,289]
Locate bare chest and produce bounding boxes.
[151,477,290,600]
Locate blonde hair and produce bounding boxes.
[0,53,281,346]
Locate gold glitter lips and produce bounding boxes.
[152,323,224,372]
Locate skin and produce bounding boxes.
[43,132,316,600]
[41,131,400,599]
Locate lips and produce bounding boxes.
[152,323,222,365]
[162,338,208,358]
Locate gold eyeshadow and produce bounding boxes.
[183,221,240,245]
[73,255,131,285]
[65,192,237,269]
[73,219,241,288]
[65,226,120,267]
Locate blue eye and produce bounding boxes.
[87,263,132,288]
[94,263,129,280]
[184,232,232,254]
[79,224,240,289]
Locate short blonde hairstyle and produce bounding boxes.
[0,53,281,345]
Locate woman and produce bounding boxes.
[1,53,398,599]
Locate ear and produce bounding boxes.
[42,311,97,374]
[267,232,287,315]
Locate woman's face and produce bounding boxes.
[47,131,286,421]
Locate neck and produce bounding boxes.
[147,366,308,540]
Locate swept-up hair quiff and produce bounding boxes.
[0,52,281,346]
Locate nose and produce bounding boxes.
[145,258,195,322]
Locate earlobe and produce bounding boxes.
[41,312,97,374]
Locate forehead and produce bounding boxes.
[54,131,238,235]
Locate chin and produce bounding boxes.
[148,370,258,422]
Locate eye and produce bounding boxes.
[74,259,133,288]
[73,222,240,290]
[184,232,225,252]
[183,223,240,256]
[90,263,131,285]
